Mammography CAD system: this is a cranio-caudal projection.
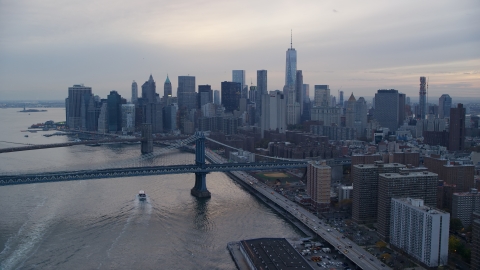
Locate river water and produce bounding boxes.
[0,108,303,269]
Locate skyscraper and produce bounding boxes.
[295,70,304,117]
[131,81,138,104]
[107,90,126,132]
[213,90,220,105]
[255,70,267,125]
[142,75,156,103]
[140,75,162,133]
[339,91,344,106]
[198,85,213,109]
[248,85,257,103]
[232,70,246,98]
[398,93,406,126]
[314,85,330,107]
[345,93,356,128]
[286,70,302,125]
[177,76,196,111]
[419,76,427,119]
[285,34,297,88]
[438,94,452,118]
[303,84,310,103]
[121,104,135,133]
[449,103,466,151]
[374,89,400,133]
[221,81,241,113]
[97,102,108,134]
[355,97,367,138]
[67,84,92,129]
[163,103,177,132]
[85,94,101,131]
[302,84,311,121]
[164,75,172,99]
[261,90,286,138]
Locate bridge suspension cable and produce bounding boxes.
[0,135,199,176]
[89,134,199,171]
[204,137,307,162]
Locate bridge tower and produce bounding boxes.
[191,131,211,198]
[141,123,153,154]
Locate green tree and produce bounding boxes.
[449,235,461,253]
[381,253,391,261]
[376,241,387,251]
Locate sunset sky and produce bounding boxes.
[1,0,479,101]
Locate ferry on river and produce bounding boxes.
[138,190,147,201]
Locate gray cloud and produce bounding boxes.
[0,0,479,100]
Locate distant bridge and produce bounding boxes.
[0,135,188,153]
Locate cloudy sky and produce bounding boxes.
[0,0,479,101]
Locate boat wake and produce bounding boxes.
[105,196,152,259]
[0,197,54,270]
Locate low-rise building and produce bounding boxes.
[338,185,353,202]
[229,149,255,163]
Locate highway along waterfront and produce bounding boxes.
[207,149,390,270]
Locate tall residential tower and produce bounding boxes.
[419,77,427,119]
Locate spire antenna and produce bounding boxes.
[290,29,293,49]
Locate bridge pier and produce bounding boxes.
[141,123,153,154]
[190,131,211,198]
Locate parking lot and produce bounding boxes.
[291,239,356,270]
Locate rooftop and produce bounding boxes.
[353,162,405,169]
[393,197,448,215]
[453,188,480,196]
[240,238,313,270]
[380,171,437,178]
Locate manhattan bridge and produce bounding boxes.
[0,125,309,198]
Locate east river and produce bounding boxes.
[0,108,303,269]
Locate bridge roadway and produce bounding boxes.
[0,161,308,186]
[0,136,189,153]
[205,150,389,270]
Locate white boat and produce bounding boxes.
[138,190,146,201]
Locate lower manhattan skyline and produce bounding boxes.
[0,0,479,100]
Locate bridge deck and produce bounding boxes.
[0,162,308,186]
